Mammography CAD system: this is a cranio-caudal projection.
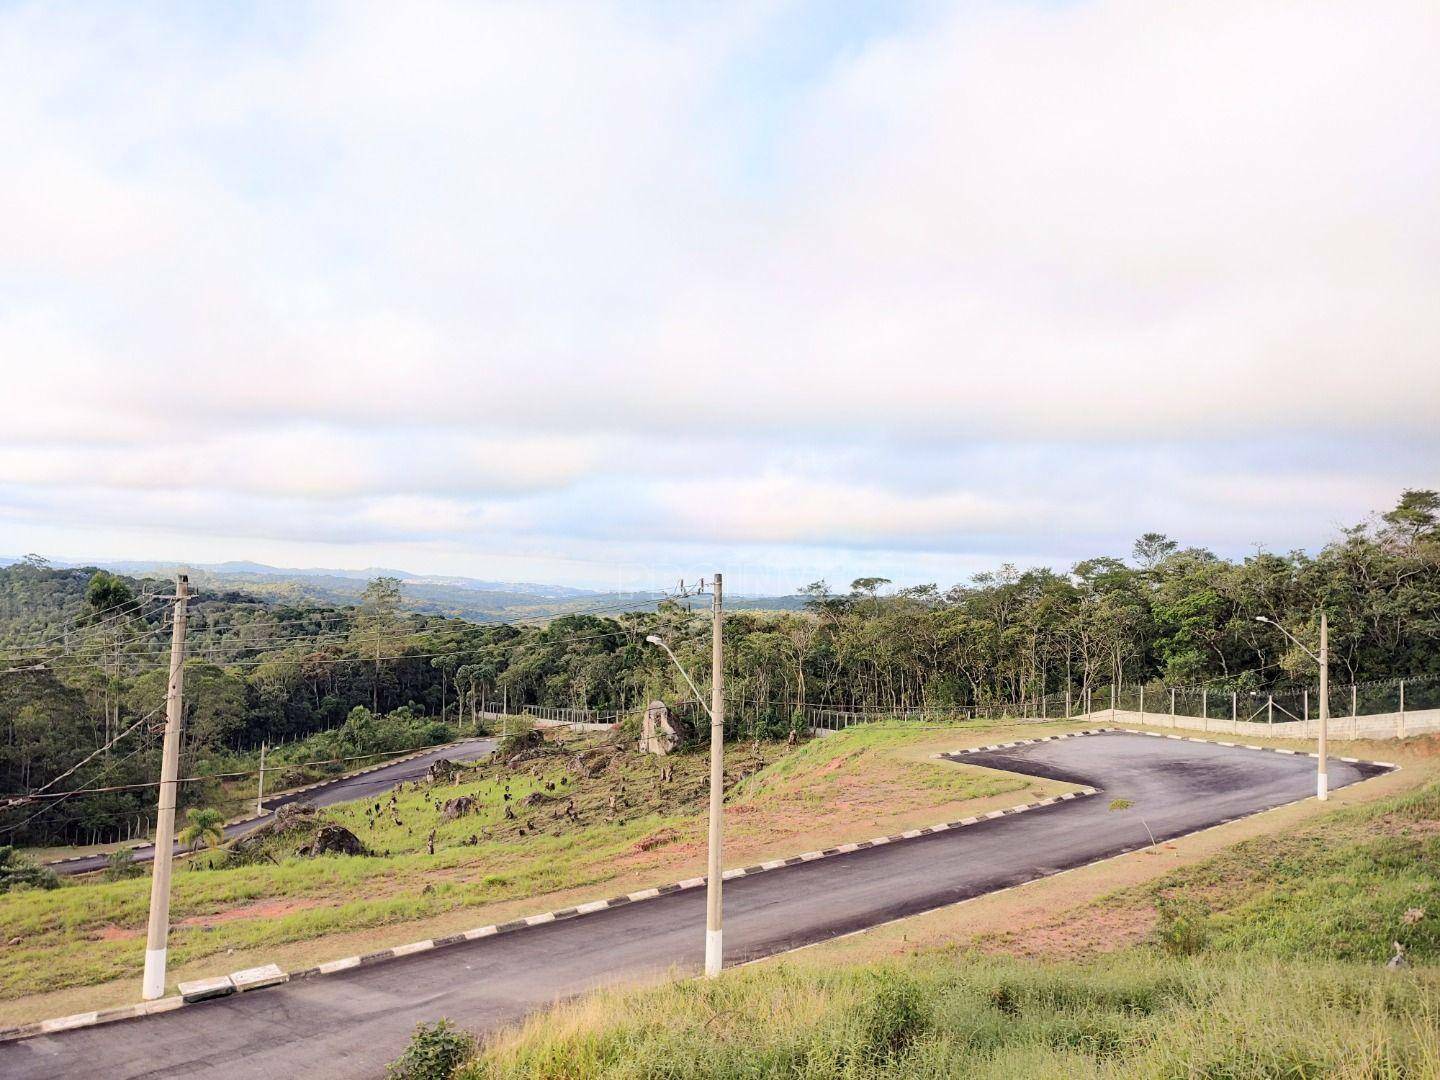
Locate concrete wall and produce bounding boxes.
[1083,707,1440,741]
[475,709,616,732]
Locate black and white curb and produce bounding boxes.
[0,784,1096,1043]
[6,726,1393,1045]
[936,727,1114,760]
[285,783,1098,979]
[1114,727,1398,770]
[942,726,1399,773]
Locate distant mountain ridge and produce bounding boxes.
[89,560,597,599]
[0,557,806,621]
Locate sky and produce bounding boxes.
[0,0,1436,596]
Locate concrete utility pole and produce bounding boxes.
[256,741,267,816]
[143,573,189,1000]
[1256,613,1329,801]
[643,569,725,978]
[1318,612,1329,800]
[706,573,725,978]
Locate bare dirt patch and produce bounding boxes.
[93,925,140,942]
[178,899,322,929]
[979,904,1159,960]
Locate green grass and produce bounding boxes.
[1108,779,1440,966]
[0,764,689,998]
[733,720,1030,807]
[448,779,1440,1079]
[461,956,1440,1079]
[1,722,1029,1003]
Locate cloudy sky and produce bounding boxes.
[1,0,1436,595]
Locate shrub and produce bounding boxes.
[1154,896,1209,956]
[498,719,540,757]
[387,1019,477,1080]
[0,845,59,893]
[845,968,931,1067]
[103,848,145,881]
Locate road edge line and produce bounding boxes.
[0,785,1098,1044]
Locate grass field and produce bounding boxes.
[456,772,1440,1079]
[0,719,1074,1019]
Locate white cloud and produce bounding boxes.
[0,0,1435,583]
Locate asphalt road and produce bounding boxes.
[46,738,497,876]
[4,732,1387,1079]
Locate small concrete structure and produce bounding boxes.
[229,964,288,992]
[177,976,234,1003]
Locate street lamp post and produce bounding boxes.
[645,570,725,977]
[1256,612,1329,800]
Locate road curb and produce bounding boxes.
[8,726,1391,1046]
[1114,727,1399,772]
[941,725,1399,775]
[934,726,1115,759]
[0,783,1097,1044]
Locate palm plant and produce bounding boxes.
[178,807,226,853]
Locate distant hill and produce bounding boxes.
[0,557,807,623]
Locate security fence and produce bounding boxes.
[802,672,1440,741]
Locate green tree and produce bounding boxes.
[1383,489,1439,543]
[356,577,404,713]
[178,807,226,853]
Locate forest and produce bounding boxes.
[1,489,1437,846]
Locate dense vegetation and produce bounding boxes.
[2,490,1437,846]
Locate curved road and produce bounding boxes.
[4,731,1389,1078]
[46,738,497,876]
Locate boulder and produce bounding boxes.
[297,824,368,858]
[571,748,612,778]
[441,795,477,820]
[427,758,461,784]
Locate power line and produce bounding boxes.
[1,591,168,654]
[0,591,699,670]
[15,700,167,803]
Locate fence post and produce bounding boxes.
[1267,694,1274,725]
[1399,680,1406,738]
[1303,689,1309,723]
[1201,688,1208,732]
[1139,684,1145,725]
[1169,688,1175,720]
[1351,683,1357,719]
[1231,691,1237,726]
[1110,683,1116,717]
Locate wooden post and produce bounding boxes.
[1139,684,1145,724]
[1399,680,1406,738]
[1202,688,1208,732]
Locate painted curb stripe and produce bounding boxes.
[1,780,1092,1044]
[3,726,1390,1046]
